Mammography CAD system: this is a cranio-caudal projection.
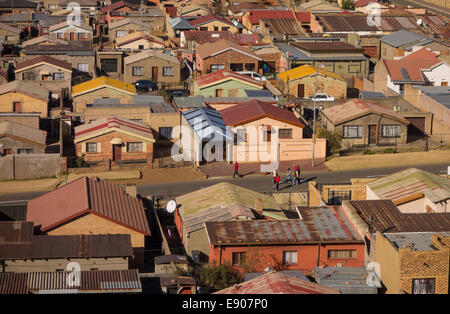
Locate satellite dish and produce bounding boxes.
[417,19,423,26]
[166,200,177,213]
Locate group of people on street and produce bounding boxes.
[273,165,301,192]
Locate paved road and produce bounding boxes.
[391,0,450,19]
[0,163,448,204]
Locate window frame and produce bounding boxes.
[278,128,293,139]
[282,251,298,265]
[210,64,225,72]
[77,63,89,73]
[86,142,97,153]
[126,142,143,152]
[132,66,144,76]
[163,66,174,77]
[232,251,247,266]
[327,249,357,260]
[412,278,435,294]
[381,124,401,138]
[18,149,33,154]
[159,127,173,140]
[53,72,65,80]
[343,125,363,139]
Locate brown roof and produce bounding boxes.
[15,55,72,72]
[26,177,150,235]
[0,221,33,244]
[205,206,363,245]
[321,99,409,126]
[0,233,133,259]
[347,200,450,233]
[261,18,304,35]
[220,100,305,127]
[196,39,261,60]
[291,41,364,53]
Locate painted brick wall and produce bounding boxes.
[196,49,259,75]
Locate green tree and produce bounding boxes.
[316,126,343,156]
[341,0,355,10]
[197,262,242,291]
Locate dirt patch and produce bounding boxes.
[0,178,62,195]
[109,166,205,185]
[325,150,450,171]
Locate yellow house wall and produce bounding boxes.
[0,92,48,118]
[73,87,136,113]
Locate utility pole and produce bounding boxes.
[312,65,318,168]
[59,90,64,157]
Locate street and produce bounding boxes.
[391,0,450,19]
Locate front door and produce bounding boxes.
[368,125,377,145]
[152,67,158,81]
[297,84,305,98]
[70,32,75,41]
[113,144,121,161]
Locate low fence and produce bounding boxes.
[0,154,62,180]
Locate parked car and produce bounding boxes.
[304,93,335,101]
[134,80,158,92]
[237,71,267,81]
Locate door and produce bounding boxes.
[70,32,75,41]
[113,144,121,161]
[152,67,158,81]
[4,149,12,155]
[215,89,223,97]
[13,102,22,113]
[297,84,305,98]
[368,125,377,145]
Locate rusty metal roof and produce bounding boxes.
[261,18,304,35]
[27,177,151,236]
[205,206,363,245]
[214,271,340,294]
[0,270,141,294]
[0,233,133,259]
[0,221,33,244]
[348,200,450,233]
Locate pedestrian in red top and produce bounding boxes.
[273,172,280,191]
[233,162,241,178]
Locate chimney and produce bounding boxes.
[255,198,263,216]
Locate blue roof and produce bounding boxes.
[169,17,194,30]
[182,108,232,141]
[380,30,428,48]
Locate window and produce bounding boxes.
[232,252,247,266]
[230,63,243,72]
[13,102,22,113]
[138,45,144,49]
[236,129,247,142]
[348,64,360,73]
[199,27,208,31]
[279,128,292,139]
[132,66,144,76]
[127,142,143,152]
[328,250,357,259]
[77,32,87,39]
[412,278,435,294]
[86,142,97,152]
[382,125,401,138]
[116,30,127,38]
[222,27,230,31]
[18,149,33,154]
[53,72,65,80]
[343,125,362,138]
[244,63,255,71]
[159,127,173,140]
[101,58,118,73]
[282,251,297,265]
[22,71,35,80]
[56,32,63,39]
[263,127,271,142]
[77,63,89,72]
[210,64,225,72]
[5,35,15,41]
[214,26,219,31]
[163,67,174,76]
[49,4,58,9]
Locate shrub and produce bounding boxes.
[383,148,397,154]
[364,149,374,155]
[316,126,343,156]
[197,262,242,291]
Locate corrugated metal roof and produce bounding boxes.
[384,232,450,251]
[215,271,341,294]
[205,206,363,245]
[0,221,33,244]
[381,30,429,48]
[315,267,380,293]
[182,108,231,141]
[26,177,151,235]
[0,270,141,294]
[261,18,304,35]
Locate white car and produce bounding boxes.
[304,93,335,101]
[237,71,267,81]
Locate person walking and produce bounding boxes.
[233,161,240,178]
[273,172,280,192]
[282,168,292,186]
[295,165,301,184]
[292,167,298,186]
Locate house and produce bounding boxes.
[205,95,277,111]
[35,13,69,37]
[241,9,295,31]
[205,205,365,274]
[167,16,195,38]
[180,31,260,51]
[315,266,380,294]
[320,99,410,147]
[308,179,373,206]
[96,49,124,80]
[74,116,155,165]
[251,45,283,76]
[193,69,264,97]
[195,39,262,75]
[123,50,180,87]
[0,112,40,129]
[0,81,50,118]
[0,221,133,272]
[259,18,305,42]
[228,2,263,17]
[106,7,165,35]
[174,182,287,257]
[49,21,93,41]
[0,121,46,155]
[277,65,347,99]
[115,31,165,50]
[177,3,211,16]
[375,232,450,294]
[277,42,369,82]
[15,56,72,92]
[220,100,327,163]
[188,15,238,33]
[0,0,36,14]
[0,23,20,45]
[21,35,68,48]
[72,77,137,113]
[26,176,151,268]
[108,18,153,42]
[21,40,95,80]
[214,271,341,294]
[366,168,450,213]
[0,269,142,294]
[299,0,342,13]
[354,0,391,14]
[374,48,450,95]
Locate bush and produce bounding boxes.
[383,148,397,154]
[197,262,242,291]
[364,149,374,155]
[75,157,87,168]
[316,126,343,156]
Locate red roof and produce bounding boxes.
[220,99,304,127]
[15,55,72,72]
[214,271,340,294]
[247,10,295,25]
[101,1,138,13]
[384,48,442,82]
[295,11,311,23]
[27,177,151,235]
[165,6,177,17]
[189,15,233,27]
[194,69,261,88]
